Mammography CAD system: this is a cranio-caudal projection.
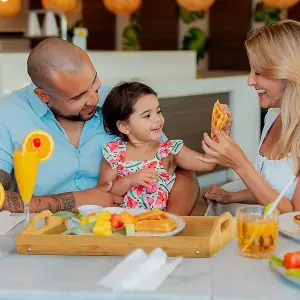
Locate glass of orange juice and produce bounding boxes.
[13,142,39,225]
[237,205,278,259]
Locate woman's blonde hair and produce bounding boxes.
[245,20,300,175]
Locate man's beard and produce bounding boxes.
[47,104,96,121]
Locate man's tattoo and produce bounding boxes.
[0,170,15,190]
[2,190,24,213]
[1,169,76,213]
[34,193,76,213]
[51,193,76,211]
[34,198,53,213]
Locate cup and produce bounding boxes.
[236,205,278,259]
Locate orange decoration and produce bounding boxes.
[42,0,76,13]
[103,0,141,15]
[0,0,21,17]
[263,0,299,8]
[176,0,215,11]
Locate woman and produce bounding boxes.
[198,20,300,214]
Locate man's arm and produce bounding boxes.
[0,170,122,213]
[167,168,200,216]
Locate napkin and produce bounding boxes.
[98,248,183,292]
[0,211,25,235]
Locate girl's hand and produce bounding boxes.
[220,104,232,136]
[197,130,248,171]
[129,169,158,188]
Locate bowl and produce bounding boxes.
[77,205,103,217]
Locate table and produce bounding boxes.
[0,220,299,300]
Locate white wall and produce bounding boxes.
[0,51,260,188]
[0,51,197,96]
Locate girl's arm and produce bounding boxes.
[98,160,132,196]
[174,145,217,173]
[98,160,158,197]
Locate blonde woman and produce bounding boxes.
[198,20,300,213]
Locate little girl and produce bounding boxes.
[99,81,230,211]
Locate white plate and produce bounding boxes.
[269,251,300,287]
[279,212,300,242]
[66,208,185,237]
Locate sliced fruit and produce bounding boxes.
[88,215,97,224]
[125,224,135,236]
[120,210,135,225]
[285,268,300,279]
[283,251,300,269]
[80,216,88,226]
[93,220,112,236]
[23,130,54,162]
[96,211,111,222]
[269,255,283,267]
[262,203,273,216]
[0,182,4,209]
[111,214,124,229]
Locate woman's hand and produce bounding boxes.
[220,104,232,136]
[197,130,249,172]
[203,185,235,206]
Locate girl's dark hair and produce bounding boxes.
[102,81,157,140]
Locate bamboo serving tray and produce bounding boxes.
[16,210,234,258]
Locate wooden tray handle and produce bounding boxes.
[214,212,233,236]
[24,210,52,233]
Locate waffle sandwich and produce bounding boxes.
[211,100,228,141]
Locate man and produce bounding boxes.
[0,38,199,215]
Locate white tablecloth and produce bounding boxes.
[0,218,299,300]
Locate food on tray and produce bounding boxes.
[93,220,112,236]
[75,208,178,236]
[211,100,228,141]
[293,214,300,225]
[135,218,177,233]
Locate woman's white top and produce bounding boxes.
[255,108,297,200]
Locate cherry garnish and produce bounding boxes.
[33,138,41,148]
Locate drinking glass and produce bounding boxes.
[13,142,39,225]
[236,205,278,259]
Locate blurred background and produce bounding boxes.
[0,0,299,214]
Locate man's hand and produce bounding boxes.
[74,182,124,207]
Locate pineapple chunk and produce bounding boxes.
[93,220,112,236]
[96,211,111,222]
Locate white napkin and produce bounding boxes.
[0,211,25,235]
[98,248,183,292]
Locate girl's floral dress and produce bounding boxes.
[102,138,184,211]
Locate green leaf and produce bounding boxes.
[182,27,208,63]
[179,7,205,24]
[285,269,300,279]
[269,255,284,267]
[254,2,267,22]
[265,15,281,25]
[53,211,81,220]
[253,2,281,25]
[61,222,95,235]
[123,24,141,51]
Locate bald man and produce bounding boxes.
[0,38,199,215]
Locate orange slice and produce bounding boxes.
[23,130,54,162]
[0,182,4,209]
